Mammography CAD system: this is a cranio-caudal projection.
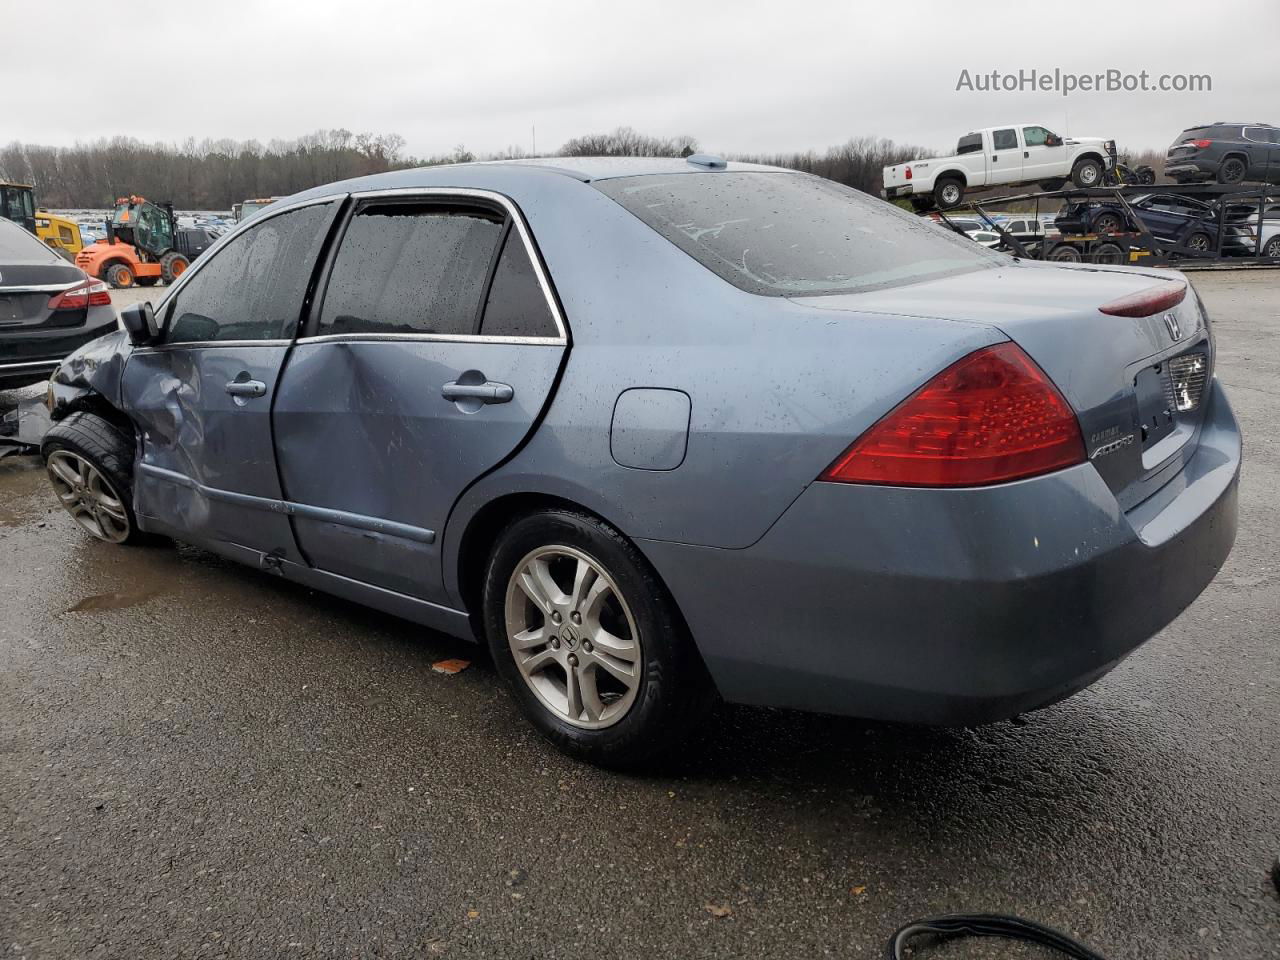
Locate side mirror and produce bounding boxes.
[119,301,160,346]
[1045,135,1062,147]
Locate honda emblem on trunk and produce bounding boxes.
[1164,312,1181,341]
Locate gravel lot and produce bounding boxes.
[1,272,1277,959]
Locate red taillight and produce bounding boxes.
[819,343,1085,488]
[47,278,111,311]
[1097,281,1186,317]
[1190,139,1212,149]
[904,166,913,180]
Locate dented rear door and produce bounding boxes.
[271,192,567,606]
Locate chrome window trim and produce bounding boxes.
[132,339,292,353]
[296,186,568,346]
[151,193,344,318]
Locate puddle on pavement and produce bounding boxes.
[0,455,52,527]
[66,587,162,613]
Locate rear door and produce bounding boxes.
[123,199,340,559]
[271,190,567,605]
[988,128,1024,184]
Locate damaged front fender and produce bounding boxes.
[47,330,136,421]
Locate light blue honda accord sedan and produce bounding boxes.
[41,157,1239,766]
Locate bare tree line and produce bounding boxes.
[0,126,939,209]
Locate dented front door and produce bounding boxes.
[121,200,338,560]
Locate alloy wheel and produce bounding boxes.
[46,450,131,543]
[504,545,642,729]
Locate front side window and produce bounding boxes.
[165,203,332,344]
[992,128,1018,150]
[595,172,1004,298]
[1022,126,1051,147]
[317,203,503,336]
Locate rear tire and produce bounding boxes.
[105,262,135,289]
[1217,156,1247,185]
[482,508,711,769]
[1049,244,1082,262]
[41,412,143,545]
[1071,157,1103,188]
[1263,236,1280,258]
[160,251,190,285]
[1093,212,1124,235]
[934,177,964,210]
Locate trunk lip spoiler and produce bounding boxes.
[1098,281,1188,317]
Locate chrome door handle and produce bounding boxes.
[225,379,267,398]
[441,381,514,403]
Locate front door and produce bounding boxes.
[1021,126,1066,183]
[988,128,1024,185]
[123,200,339,560]
[271,194,568,605]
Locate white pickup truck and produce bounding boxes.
[883,124,1116,210]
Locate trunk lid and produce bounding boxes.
[0,262,83,331]
[791,261,1213,510]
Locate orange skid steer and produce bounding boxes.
[75,196,191,289]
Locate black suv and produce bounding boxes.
[1165,123,1280,184]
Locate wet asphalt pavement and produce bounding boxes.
[2,274,1277,959]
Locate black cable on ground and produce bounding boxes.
[886,913,1110,959]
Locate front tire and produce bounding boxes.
[482,509,709,768]
[1263,236,1280,258]
[1071,157,1103,188]
[1183,232,1212,256]
[1048,244,1082,262]
[105,262,135,289]
[42,412,142,545]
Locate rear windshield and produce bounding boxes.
[0,220,59,262]
[1179,125,1242,141]
[594,172,1004,297]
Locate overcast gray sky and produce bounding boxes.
[7,0,1277,156]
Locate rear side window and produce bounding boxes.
[479,228,558,338]
[992,129,1018,150]
[956,133,983,155]
[166,204,332,344]
[317,203,503,336]
[595,172,1004,298]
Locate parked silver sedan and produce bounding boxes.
[41,157,1239,766]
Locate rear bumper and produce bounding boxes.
[641,379,1240,725]
[882,184,916,199]
[1164,160,1214,180]
[0,314,118,386]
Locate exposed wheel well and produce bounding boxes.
[1073,152,1104,167]
[51,392,135,440]
[456,493,613,629]
[936,171,967,186]
[453,492,701,664]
